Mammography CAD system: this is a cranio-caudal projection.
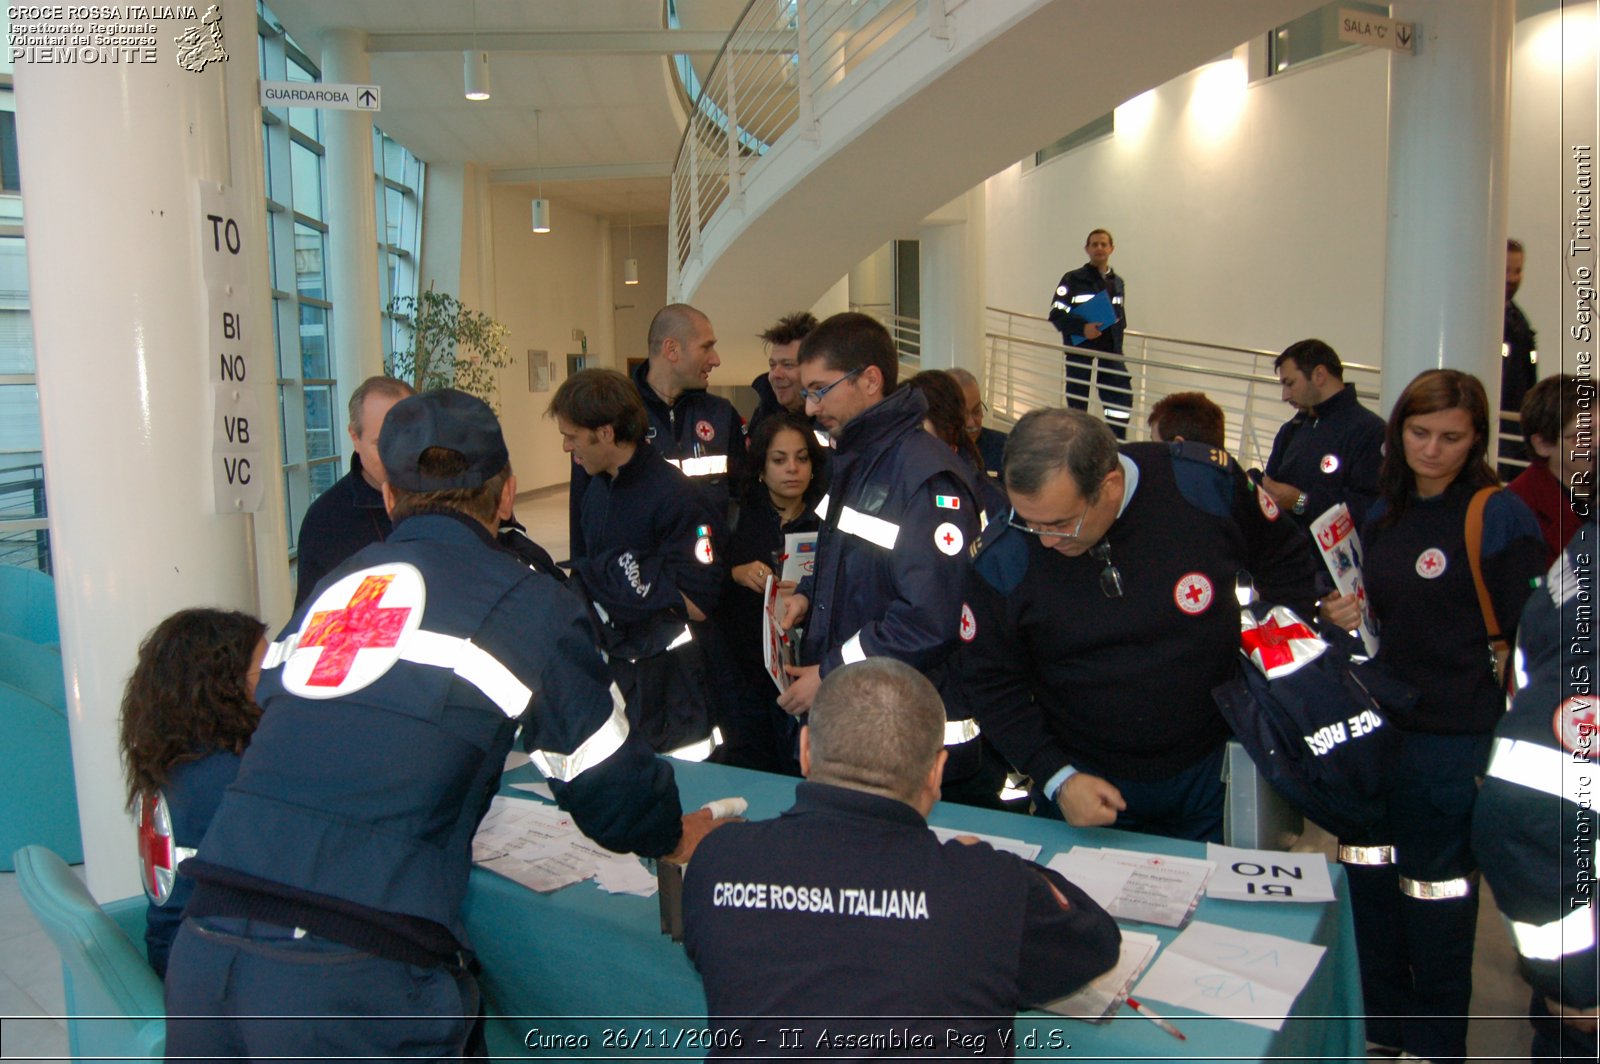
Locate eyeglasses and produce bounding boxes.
[799,365,864,404]
[1090,540,1123,599]
[1006,506,1088,541]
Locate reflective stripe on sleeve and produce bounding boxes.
[263,638,293,669]
[666,454,729,478]
[1399,874,1474,901]
[530,682,632,783]
[840,632,867,664]
[1338,844,1394,866]
[1550,547,1580,608]
[1510,904,1598,962]
[944,718,981,745]
[815,493,831,520]
[665,625,694,652]
[400,630,533,719]
[1070,294,1094,304]
[1487,737,1589,806]
[836,505,900,550]
[664,726,724,764]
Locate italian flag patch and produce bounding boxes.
[935,495,961,510]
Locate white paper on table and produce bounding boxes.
[471,796,577,862]
[1092,848,1214,928]
[1041,930,1162,1022]
[1132,920,1326,1031]
[509,781,555,801]
[929,826,1041,862]
[781,532,818,584]
[593,854,660,897]
[1045,851,1135,912]
[479,851,594,894]
[1204,844,1335,903]
[1309,502,1378,655]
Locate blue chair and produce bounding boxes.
[0,681,82,869]
[0,564,59,645]
[0,630,67,710]
[12,845,165,1062]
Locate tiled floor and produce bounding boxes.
[0,490,1540,1062]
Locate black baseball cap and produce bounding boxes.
[378,389,510,491]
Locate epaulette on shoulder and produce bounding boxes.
[1169,438,1233,471]
[1167,440,1237,518]
[971,520,1029,594]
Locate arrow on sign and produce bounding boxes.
[1395,24,1412,48]
[358,88,378,108]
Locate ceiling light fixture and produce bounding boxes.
[624,191,639,285]
[463,0,490,101]
[532,108,551,233]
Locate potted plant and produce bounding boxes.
[386,286,512,411]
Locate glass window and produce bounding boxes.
[298,303,329,379]
[293,222,325,301]
[0,111,19,194]
[303,384,336,461]
[1268,1,1388,75]
[290,140,323,220]
[286,55,319,139]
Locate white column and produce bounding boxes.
[14,0,282,899]
[320,27,381,455]
[917,187,987,372]
[1380,0,1514,414]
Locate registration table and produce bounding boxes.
[462,760,1364,1059]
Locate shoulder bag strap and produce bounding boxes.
[1465,485,1507,650]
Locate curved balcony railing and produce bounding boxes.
[669,0,952,288]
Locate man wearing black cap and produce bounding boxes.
[164,389,715,1061]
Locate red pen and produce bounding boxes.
[1126,998,1186,1041]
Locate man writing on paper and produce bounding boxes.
[685,658,1120,1056]
[962,409,1317,842]
[165,390,714,1061]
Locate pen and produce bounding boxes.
[1125,998,1186,1041]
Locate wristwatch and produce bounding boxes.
[1292,492,1308,515]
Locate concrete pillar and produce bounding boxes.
[918,187,987,373]
[13,0,285,899]
[320,28,381,453]
[1380,0,1514,414]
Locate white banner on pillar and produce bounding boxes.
[199,181,264,513]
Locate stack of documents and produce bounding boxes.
[1042,930,1163,1022]
[472,795,658,897]
[1046,847,1213,928]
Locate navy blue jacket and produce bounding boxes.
[144,750,242,977]
[570,443,725,652]
[1048,262,1126,355]
[797,388,979,681]
[1475,528,1597,1010]
[1265,384,1385,531]
[186,511,683,956]
[683,781,1121,1058]
[964,442,1318,783]
[294,455,390,608]
[1361,484,1545,735]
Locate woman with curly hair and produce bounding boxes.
[118,607,267,977]
[907,370,1006,520]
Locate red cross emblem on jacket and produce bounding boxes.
[283,564,424,697]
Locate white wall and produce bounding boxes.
[984,6,1590,378]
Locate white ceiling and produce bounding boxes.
[266,1,745,224]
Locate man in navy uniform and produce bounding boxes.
[685,658,1120,1056]
[776,312,997,806]
[294,375,414,607]
[553,369,725,755]
[1261,339,1385,532]
[165,389,714,1061]
[747,310,820,441]
[1476,526,1597,1060]
[1048,228,1131,439]
[568,303,743,548]
[963,408,1317,841]
[951,367,1007,480]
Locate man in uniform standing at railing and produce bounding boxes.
[1048,228,1132,439]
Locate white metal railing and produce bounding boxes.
[982,307,1387,469]
[670,0,965,288]
[851,303,921,365]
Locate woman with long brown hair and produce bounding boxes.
[118,607,267,977]
[1321,369,1544,1063]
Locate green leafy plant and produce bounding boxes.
[385,287,512,412]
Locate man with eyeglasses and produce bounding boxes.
[960,409,1317,841]
[950,368,1007,481]
[775,312,1003,807]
